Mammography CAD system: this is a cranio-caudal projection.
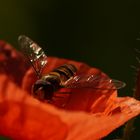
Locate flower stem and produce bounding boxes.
[123,63,140,139]
[123,118,135,140]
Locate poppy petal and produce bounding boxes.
[0,74,68,140]
[0,41,29,85]
[1,74,140,139]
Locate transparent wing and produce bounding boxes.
[18,35,47,78]
[64,74,126,90]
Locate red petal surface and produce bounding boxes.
[0,75,68,140]
[1,41,140,139]
[1,74,140,140]
[0,41,29,86]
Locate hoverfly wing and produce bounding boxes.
[64,74,126,90]
[18,35,47,78]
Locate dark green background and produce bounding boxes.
[0,0,140,139]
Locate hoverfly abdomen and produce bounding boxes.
[53,64,77,84]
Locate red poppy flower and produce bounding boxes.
[0,40,140,140]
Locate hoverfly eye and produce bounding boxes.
[32,84,45,100]
[32,80,55,101]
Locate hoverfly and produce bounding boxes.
[18,35,126,102]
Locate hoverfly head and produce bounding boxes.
[32,79,54,101]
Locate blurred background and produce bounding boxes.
[0,0,140,139]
